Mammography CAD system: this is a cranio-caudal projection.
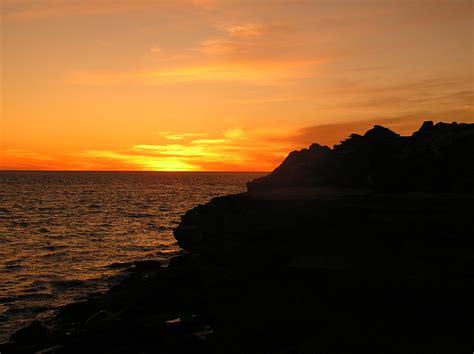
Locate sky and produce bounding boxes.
[1,0,473,171]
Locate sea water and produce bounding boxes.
[0,171,264,340]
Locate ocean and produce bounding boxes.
[0,171,265,341]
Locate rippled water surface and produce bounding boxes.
[0,171,264,340]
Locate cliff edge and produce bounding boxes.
[247,121,474,193]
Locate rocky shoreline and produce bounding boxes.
[2,122,473,353]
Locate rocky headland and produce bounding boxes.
[248,121,473,193]
[1,121,473,353]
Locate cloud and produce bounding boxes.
[198,22,298,60]
[157,132,205,140]
[69,58,326,85]
[80,150,200,171]
[0,149,57,170]
[198,39,244,56]
[289,109,474,147]
[224,95,307,105]
[224,128,244,139]
[1,0,215,20]
[77,128,292,171]
[0,148,99,170]
[305,75,474,118]
[132,144,224,158]
[222,23,266,38]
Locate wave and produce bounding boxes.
[105,261,134,269]
[50,279,85,289]
[126,213,156,218]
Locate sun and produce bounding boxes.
[141,158,199,172]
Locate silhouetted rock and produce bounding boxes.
[364,124,399,139]
[10,320,49,344]
[247,121,474,192]
[416,120,434,133]
[130,259,162,272]
[168,253,200,268]
[85,310,120,329]
[57,300,99,323]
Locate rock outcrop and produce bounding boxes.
[2,121,472,354]
[171,121,474,353]
[247,121,474,192]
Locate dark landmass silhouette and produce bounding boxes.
[248,121,474,192]
[2,121,473,354]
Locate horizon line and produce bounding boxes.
[0,169,271,173]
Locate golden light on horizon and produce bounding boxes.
[1,0,473,171]
[76,128,290,171]
[81,151,201,172]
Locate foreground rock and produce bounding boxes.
[2,121,473,353]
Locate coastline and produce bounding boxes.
[2,190,472,353]
[2,122,473,353]
[0,172,263,343]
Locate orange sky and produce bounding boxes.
[1,0,473,171]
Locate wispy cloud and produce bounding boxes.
[69,59,326,85]
[221,23,267,38]
[157,132,205,140]
[288,109,474,147]
[315,76,474,113]
[224,95,307,105]
[77,128,291,171]
[2,0,214,20]
[199,21,297,60]
[79,150,200,171]
[198,39,244,56]
[0,149,57,167]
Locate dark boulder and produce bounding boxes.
[57,299,99,323]
[85,310,120,329]
[168,253,200,268]
[363,124,399,139]
[130,260,162,272]
[10,320,49,344]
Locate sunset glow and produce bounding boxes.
[1,0,473,171]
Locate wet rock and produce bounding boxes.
[35,345,64,354]
[10,320,49,344]
[168,253,200,268]
[131,260,162,272]
[57,300,99,323]
[106,261,134,269]
[85,310,120,329]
